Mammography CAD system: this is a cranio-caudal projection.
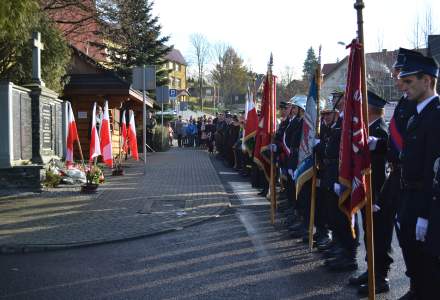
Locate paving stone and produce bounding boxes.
[0,148,230,253]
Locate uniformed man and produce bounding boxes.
[321,91,360,272]
[349,48,422,299]
[354,90,390,295]
[397,53,440,299]
[314,98,339,250]
[145,110,157,151]
[271,100,292,211]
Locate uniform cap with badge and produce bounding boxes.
[399,53,439,78]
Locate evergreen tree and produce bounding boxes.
[302,46,318,81]
[99,0,172,86]
[211,47,249,106]
[0,0,71,92]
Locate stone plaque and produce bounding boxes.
[41,103,52,149]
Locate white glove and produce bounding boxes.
[270,144,277,152]
[333,183,342,196]
[368,136,378,151]
[373,204,381,212]
[416,217,428,242]
[314,139,320,146]
[288,168,294,178]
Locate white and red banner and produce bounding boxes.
[128,110,139,160]
[338,40,371,218]
[89,102,101,162]
[121,110,128,152]
[66,102,78,167]
[100,101,113,167]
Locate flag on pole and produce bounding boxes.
[121,110,128,152]
[243,88,258,156]
[90,102,101,162]
[100,100,113,167]
[338,40,371,219]
[66,102,79,167]
[128,110,139,160]
[294,72,319,195]
[253,74,276,181]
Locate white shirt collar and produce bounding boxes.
[417,94,438,114]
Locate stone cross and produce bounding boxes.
[31,32,45,87]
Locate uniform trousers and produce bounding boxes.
[398,190,440,299]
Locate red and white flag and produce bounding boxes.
[89,102,101,162]
[128,110,139,160]
[100,101,113,167]
[121,110,128,152]
[338,40,371,219]
[66,102,79,167]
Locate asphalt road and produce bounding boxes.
[0,155,409,300]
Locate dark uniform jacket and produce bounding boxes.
[398,97,440,228]
[369,117,389,204]
[427,154,440,256]
[320,116,342,189]
[285,116,303,170]
[376,97,416,211]
[274,118,290,166]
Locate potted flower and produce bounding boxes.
[81,165,103,193]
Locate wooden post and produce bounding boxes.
[354,1,375,299]
[269,54,277,225]
[308,48,322,251]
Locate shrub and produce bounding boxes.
[44,169,61,188]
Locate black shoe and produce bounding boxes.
[398,289,417,300]
[258,190,267,196]
[316,235,332,247]
[358,277,390,296]
[327,257,358,272]
[323,246,345,259]
[348,271,368,286]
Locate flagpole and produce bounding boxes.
[354,1,375,299]
[308,46,322,251]
[269,54,277,225]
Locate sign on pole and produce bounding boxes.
[156,86,170,104]
[132,66,156,90]
[169,89,177,100]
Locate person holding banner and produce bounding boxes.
[354,90,390,296]
[396,53,440,299]
[322,91,360,272]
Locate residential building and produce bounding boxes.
[164,49,189,101]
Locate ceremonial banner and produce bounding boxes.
[254,75,276,180]
[89,102,101,162]
[243,89,258,156]
[128,110,139,160]
[338,40,371,218]
[294,72,319,195]
[121,110,128,152]
[100,101,113,167]
[66,102,79,167]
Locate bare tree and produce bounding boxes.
[410,6,436,49]
[190,33,211,111]
[211,42,229,105]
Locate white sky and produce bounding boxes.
[153,0,439,79]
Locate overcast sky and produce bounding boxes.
[153,0,439,78]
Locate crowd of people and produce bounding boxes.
[173,115,216,151]
[186,48,439,299]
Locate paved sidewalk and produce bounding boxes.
[0,148,230,253]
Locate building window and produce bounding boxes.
[206,89,212,96]
[175,78,181,89]
[169,62,173,69]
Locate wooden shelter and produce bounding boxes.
[62,46,155,160]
